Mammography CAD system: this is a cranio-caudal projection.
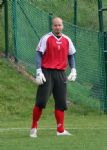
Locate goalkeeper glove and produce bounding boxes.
[35,68,46,85]
[67,68,77,81]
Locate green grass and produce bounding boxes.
[0,59,107,150]
[0,128,107,150]
[0,58,35,117]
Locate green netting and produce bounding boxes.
[7,0,106,111]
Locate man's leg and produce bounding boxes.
[54,109,64,133]
[30,105,43,138]
[53,70,71,135]
[30,69,52,137]
[31,104,43,129]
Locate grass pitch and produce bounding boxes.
[0,58,107,150]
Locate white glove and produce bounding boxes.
[67,68,77,81]
[35,68,46,85]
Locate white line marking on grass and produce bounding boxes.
[0,127,107,132]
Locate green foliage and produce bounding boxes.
[30,0,107,31]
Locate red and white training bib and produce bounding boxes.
[36,32,76,70]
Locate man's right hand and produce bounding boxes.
[35,68,46,85]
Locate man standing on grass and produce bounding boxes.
[30,17,77,138]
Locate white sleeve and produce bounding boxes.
[36,36,47,54]
[68,38,76,55]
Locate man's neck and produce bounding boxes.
[52,32,62,38]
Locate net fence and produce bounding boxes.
[3,0,107,111]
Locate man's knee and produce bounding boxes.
[36,101,47,109]
[55,103,67,111]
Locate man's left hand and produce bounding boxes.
[67,68,77,81]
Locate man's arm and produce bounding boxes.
[67,36,77,81]
[36,51,42,69]
[35,51,46,85]
[68,54,76,69]
[67,54,77,81]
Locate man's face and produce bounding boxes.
[52,18,63,35]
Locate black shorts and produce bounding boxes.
[36,68,67,110]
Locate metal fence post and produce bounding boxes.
[49,13,53,32]
[4,0,8,57]
[104,32,107,113]
[12,0,18,62]
[98,0,104,32]
[98,0,107,113]
[73,0,77,47]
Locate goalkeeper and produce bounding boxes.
[30,17,77,138]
